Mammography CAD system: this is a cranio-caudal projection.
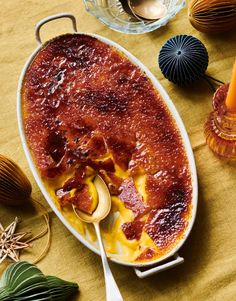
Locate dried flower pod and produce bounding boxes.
[0,155,32,206]
[188,0,236,34]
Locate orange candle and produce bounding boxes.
[225,59,236,113]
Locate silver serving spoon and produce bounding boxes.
[128,0,167,20]
[73,175,123,301]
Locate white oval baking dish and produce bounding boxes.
[17,13,198,278]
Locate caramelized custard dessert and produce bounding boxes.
[22,34,192,263]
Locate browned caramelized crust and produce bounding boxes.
[22,34,192,260]
[119,178,150,219]
[122,220,145,241]
[136,248,157,261]
[58,184,94,214]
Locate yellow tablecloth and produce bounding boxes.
[0,1,236,300]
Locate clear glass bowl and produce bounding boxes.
[83,0,185,34]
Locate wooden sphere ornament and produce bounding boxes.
[188,0,236,34]
[0,155,32,206]
[158,35,209,86]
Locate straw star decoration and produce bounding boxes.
[0,217,30,263]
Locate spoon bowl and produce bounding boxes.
[119,0,138,18]
[128,0,167,20]
[73,175,111,223]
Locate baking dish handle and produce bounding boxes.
[35,13,78,45]
[134,253,184,279]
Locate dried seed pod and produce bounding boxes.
[0,155,32,206]
[188,0,236,34]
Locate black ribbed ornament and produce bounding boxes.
[158,35,209,86]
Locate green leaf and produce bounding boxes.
[0,261,79,301]
[0,262,48,300]
[46,276,79,301]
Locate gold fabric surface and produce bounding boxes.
[0,1,236,300]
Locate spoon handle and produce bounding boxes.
[94,222,123,301]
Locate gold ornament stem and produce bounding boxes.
[27,198,51,264]
[33,213,51,264]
